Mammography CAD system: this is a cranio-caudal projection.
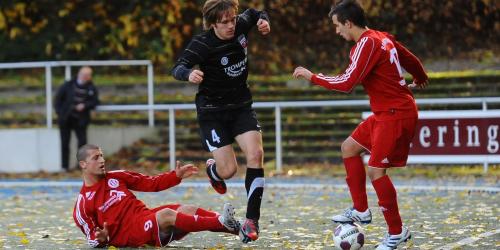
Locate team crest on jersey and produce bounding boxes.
[108,178,119,188]
[220,56,229,66]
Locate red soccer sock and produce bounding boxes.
[372,175,403,235]
[194,208,233,234]
[344,156,368,211]
[195,208,219,217]
[174,212,224,232]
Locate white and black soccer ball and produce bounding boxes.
[333,223,365,250]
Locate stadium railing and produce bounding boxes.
[96,98,500,172]
[1,61,499,172]
[0,60,154,128]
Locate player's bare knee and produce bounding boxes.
[341,140,353,154]
[341,139,362,157]
[177,205,197,215]
[246,148,264,167]
[367,168,386,181]
[156,208,177,229]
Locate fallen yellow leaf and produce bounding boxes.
[20,237,29,245]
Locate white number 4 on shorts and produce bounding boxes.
[211,129,221,143]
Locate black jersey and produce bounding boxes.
[172,8,269,112]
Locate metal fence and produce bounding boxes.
[96,97,500,171]
[2,61,500,172]
[0,60,154,128]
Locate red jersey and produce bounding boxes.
[73,170,181,247]
[311,29,428,121]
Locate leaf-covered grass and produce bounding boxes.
[1,181,498,249]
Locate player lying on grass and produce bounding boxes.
[73,144,240,248]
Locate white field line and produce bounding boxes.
[435,228,500,250]
[0,181,498,193]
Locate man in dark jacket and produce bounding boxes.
[55,66,99,171]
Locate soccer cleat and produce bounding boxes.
[219,203,240,235]
[332,207,372,224]
[239,219,259,243]
[206,159,227,194]
[375,226,411,250]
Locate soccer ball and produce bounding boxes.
[333,223,365,250]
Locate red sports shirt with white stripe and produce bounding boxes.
[73,170,181,247]
[311,29,428,121]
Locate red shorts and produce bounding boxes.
[351,115,417,168]
[125,204,188,247]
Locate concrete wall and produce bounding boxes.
[0,129,60,173]
[0,126,156,173]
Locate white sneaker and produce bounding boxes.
[332,207,372,224]
[218,203,240,235]
[375,226,411,250]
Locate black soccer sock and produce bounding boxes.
[245,167,265,220]
[207,162,223,182]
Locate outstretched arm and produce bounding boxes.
[293,37,379,93]
[112,162,198,192]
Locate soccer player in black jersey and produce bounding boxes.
[171,0,270,243]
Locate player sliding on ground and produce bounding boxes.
[73,144,240,248]
[293,1,428,249]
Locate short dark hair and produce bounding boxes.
[328,0,367,28]
[202,0,239,30]
[77,144,100,162]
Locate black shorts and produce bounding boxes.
[197,106,261,152]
